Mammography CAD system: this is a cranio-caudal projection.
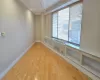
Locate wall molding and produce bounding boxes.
[0,42,35,80]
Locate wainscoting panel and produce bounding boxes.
[66,49,81,64]
[82,55,100,78]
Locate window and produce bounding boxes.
[58,8,69,41]
[52,3,82,45]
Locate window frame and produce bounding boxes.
[51,2,83,46]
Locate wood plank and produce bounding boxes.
[2,42,88,80]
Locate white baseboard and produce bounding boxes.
[41,41,100,80]
[0,42,35,80]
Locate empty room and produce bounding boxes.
[0,0,100,80]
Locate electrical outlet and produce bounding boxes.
[88,77,92,80]
[1,32,6,37]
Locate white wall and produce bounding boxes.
[45,14,52,37]
[41,14,45,41]
[80,0,100,57]
[35,15,41,41]
[0,0,35,74]
[35,14,52,42]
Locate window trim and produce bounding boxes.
[51,2,82,46]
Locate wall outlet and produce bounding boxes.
[88,77,92,80]
[1,32,6,37]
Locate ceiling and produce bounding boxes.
[20,0,69,14]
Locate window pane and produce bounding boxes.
[58,8,69,41]
[52,13,58,38]
[69,3,82,44]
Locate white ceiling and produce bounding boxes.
[20,0,65,14]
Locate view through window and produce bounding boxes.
[52,3,82,45]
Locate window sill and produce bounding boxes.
[65,42,80,50]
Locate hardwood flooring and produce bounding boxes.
[2,42,88,80]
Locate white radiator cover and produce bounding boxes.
[43,36,100,80]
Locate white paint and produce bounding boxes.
[0,0,35,77]
[35,15,42,41]
[80,0,100,57]
[45,14,52,37]
[41,14,45,41]
[0,42,35,80]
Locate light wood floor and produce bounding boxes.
[2,42,88,80]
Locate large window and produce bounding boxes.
[52,3,82,45]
